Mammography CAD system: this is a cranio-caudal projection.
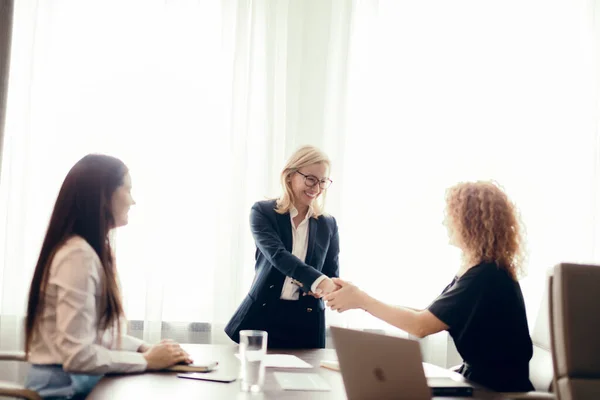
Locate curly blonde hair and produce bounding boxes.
[445,181,526,280]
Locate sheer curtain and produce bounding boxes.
[0,0,352,348]
[329,0,600,366]
[333,0,600,334]
[0,0,599,358]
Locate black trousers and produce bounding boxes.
[235,296,326,349]
[459,362,534,392]
[265,298,325,349]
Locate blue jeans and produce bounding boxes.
[25,364,102,400]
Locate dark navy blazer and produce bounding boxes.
[224,199,340,347]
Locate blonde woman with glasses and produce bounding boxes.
[225,145,340,349]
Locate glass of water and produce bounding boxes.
[239,330,268,392]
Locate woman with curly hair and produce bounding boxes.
[325,181,534,392]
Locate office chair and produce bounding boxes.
[550,263,600,399]
[0,351,41,400]
[502,272,555,399]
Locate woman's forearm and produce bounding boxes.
[362,295,425,337]
[325,279,448,338]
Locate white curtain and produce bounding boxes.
[1,0,599,355]
[331,0,600,333]
[0,0,352,347]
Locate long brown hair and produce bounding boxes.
[25,154,128,355]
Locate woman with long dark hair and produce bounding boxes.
[24,154,191,399]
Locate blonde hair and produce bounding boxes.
[445,181,526,280]
[275,145,331,218]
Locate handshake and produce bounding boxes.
[307,277,341,298]
[304,277,367,313]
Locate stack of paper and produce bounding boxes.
[274,372,331,391]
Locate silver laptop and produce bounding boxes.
[330,326,473,400]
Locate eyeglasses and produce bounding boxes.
[295,171,333,189]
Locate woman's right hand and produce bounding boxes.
[143,340,191,371]
[316,277,341,296]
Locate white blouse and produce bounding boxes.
[27,236,148,374]
[280,206,327,300]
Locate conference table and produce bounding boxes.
[87,344,507,399]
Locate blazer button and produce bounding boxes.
[269,285,274,289]
[307,308,312,312]
[262,303,267,307]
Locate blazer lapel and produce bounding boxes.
[306,218,318,266]
[275,211,293,252]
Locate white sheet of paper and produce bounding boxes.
[235,354,313,368]
[263,355,313,368]
[422,362,457,379]
[274,372,331,391]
